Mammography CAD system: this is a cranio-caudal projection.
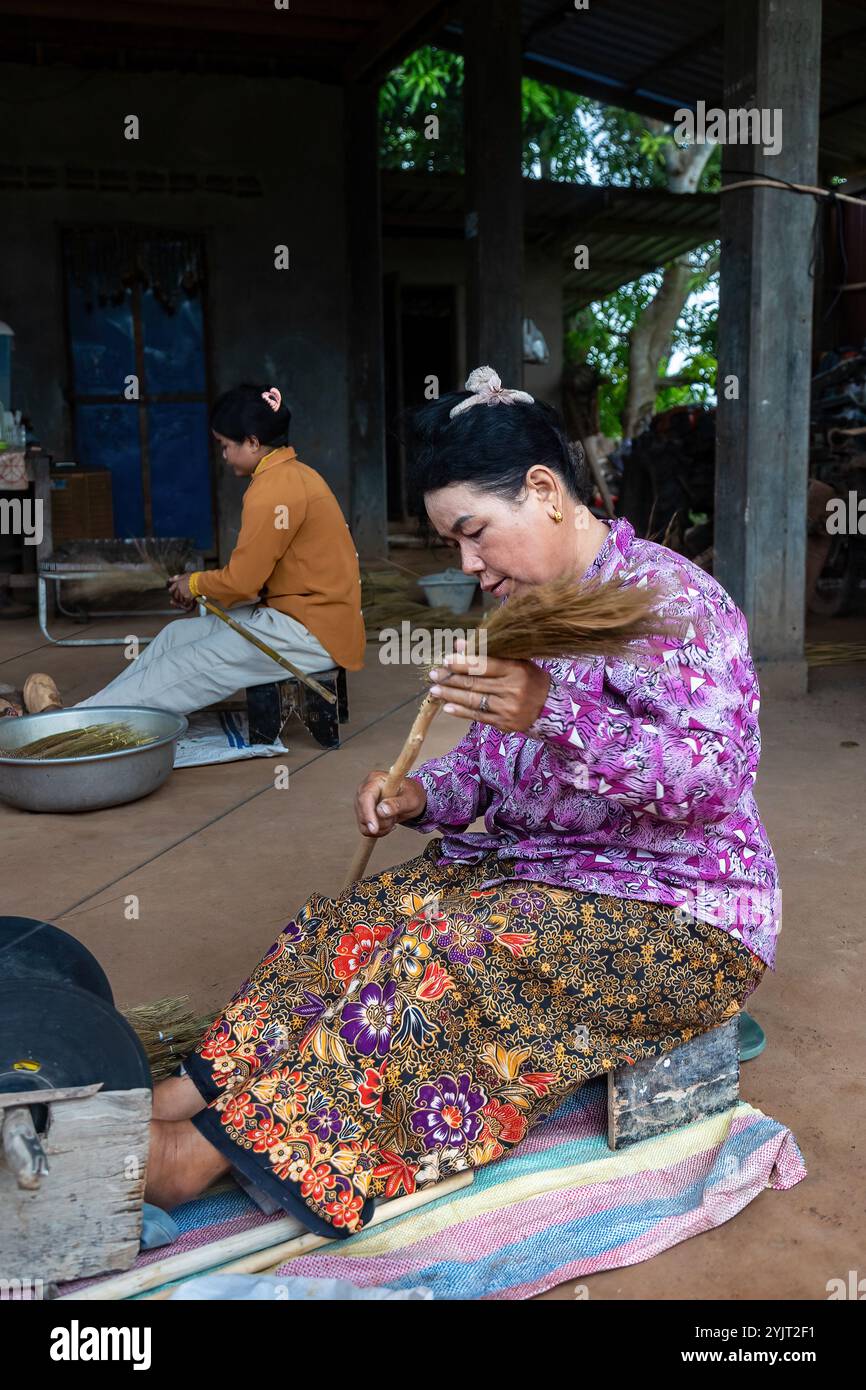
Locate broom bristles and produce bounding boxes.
[5,722,158,760]
[122,995,211,1082]
[131,537,197,580]
[63,569,167,605]
[481,574,676,662]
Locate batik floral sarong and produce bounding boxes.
[186,840,765,1238]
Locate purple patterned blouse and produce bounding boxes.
[408,518,780,970]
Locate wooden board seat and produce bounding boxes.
[246,667,348,749]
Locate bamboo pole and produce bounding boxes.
[142,1170,474,1299]
[59,1170,473,1301]
[345,691,442,886]
[198,597,336,704]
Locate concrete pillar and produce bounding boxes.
[715,0,822,696]
[346,82,387,561]
[463,0,524,388]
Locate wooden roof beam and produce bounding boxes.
[343,0,453,83]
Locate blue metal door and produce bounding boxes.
[64,229,214,550]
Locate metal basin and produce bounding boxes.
[0,707,188,813]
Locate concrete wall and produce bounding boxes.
[0,63,349,559]
[381,237,563,410]
[523,249,564,410]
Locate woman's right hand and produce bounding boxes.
[355,770,428,838]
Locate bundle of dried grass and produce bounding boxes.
[122,996,211,1082]
[482,574,663,661]
[54,537,197,571]
[347,572,673,884]
[54,537,197,606]
[361,568,481,635]
[131,537,197,580]
[63,566,166,606]
[5,722,158,761]
[805,641,866,667]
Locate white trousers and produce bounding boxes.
[77,604,333,716]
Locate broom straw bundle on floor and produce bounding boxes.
[2,721,158,761]
[346,573,672,885]
[361,567,482,635]
[122,995,212,1082]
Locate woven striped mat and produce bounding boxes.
[274,1080,806,1299]
[59,1079,805,1300]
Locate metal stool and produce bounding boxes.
[37,562,175,647]
[246,667,349,749]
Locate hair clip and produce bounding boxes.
[449,365,534,419]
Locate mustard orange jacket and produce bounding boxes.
[190,447,366,671]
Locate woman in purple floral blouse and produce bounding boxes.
[147,370,777,1239]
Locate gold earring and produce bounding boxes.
[552,508,563,523]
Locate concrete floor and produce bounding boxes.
[1,602,863,1301]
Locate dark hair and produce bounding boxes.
[210,383,291,447]
[404,390,591,521]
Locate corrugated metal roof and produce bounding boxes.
[438,1,866,178]
[0,0,440,79]
[382,171,719,309]
[518,0,724,113]
[2,1,862,175]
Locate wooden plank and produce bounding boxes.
[464,0,524,388]
[0,1082,101,1110]
[26,453,52,569]
[0,0,367,40]
[346,82,388,560]
[714,0,821,686]
[344,0,450,82]
[607,1018,739,1151]
[0,1088,151,1283]
[63,1171,474,1301]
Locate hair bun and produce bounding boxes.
[465,366,501,393]
[568,439,586,471]
[449,364,534,419]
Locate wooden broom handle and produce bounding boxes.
[345,693,441,886]
[198,597,336,704]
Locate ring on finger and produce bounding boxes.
[478,693,490,713]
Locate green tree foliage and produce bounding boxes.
[566,257,719,438]
[380,47,721,435]
[380,47,464,172]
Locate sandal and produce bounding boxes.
[22,673,63,714]
[739,1011,767,1062]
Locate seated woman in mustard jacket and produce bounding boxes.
[75,384,365,715]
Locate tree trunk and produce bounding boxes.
[622,254,694,438]
[620,131,716,439]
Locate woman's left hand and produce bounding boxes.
[168,573,196,610]
[428,642,551,733]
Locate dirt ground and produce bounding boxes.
[1,597,863,1301]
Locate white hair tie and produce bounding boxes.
[449,365,534,418]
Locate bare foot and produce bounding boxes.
[145,1118,230,1211]
[0,697,21,717]
[152,1074,207,1122]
